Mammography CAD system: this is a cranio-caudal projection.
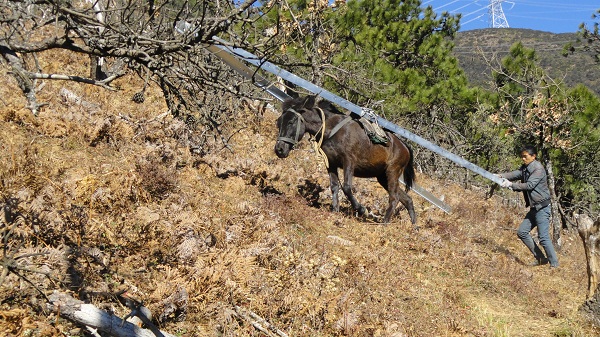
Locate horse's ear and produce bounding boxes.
[282,97,294,112]
[303,95,316,109]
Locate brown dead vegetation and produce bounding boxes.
[1,51,599,337]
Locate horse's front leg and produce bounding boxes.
[328,169,341,212]
[341,166,366,216]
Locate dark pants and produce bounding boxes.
[517,205,558,267]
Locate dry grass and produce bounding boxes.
[0,51,598,337]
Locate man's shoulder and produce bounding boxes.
[528,160,546,174]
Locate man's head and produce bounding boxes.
[520,145,537,165]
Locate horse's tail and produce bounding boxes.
[403,144,415,192]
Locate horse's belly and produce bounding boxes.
[354,165,386,178]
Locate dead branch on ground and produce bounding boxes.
[47,291,175,337]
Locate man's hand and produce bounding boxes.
[500,179,513,188]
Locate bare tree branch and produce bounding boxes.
[28,72,121,90]
[0,0,285,150]
[47,291,178,337]
[0,1,268,102]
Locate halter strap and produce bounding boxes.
[277,108,305,146]
[311,107,329,168]
[328,116,353,139]
[311,108,352,169]
[278,107,353,169]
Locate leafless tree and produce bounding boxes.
[0,0,283,128]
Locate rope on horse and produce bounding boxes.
[312,107,329,168]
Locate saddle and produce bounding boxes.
[357,117,390,146]
[319,106,390,146]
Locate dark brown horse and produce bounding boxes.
[274,95,416,224]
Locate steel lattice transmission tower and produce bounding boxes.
[489,0,510,28]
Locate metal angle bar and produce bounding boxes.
[399,175,451,214]
[211,38,366,115]
[206,45,291,102]
[211,38,504,187]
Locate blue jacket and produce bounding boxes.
[500,160,551,210]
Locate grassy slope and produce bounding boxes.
[0,51,598,337]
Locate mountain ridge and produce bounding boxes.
[453,28,600,95]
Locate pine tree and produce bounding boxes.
[332,0,467,115]
[559,85,600,215]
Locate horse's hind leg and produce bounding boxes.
[328,169,341,212]
[378,173,416,225]
[341,167,366,216]
[377,175,398,224]
[397,188,417,225]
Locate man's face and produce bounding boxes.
[521,151,536,165]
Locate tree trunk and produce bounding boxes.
[87,0,107,80]
[577,213,600,326]
[0,43,41,115]
[576,213,600,299]
[544,158,562,250]
[89,55,107,80]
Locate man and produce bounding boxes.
[497,145,559,268]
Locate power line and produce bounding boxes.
[452,2,479,13]
[461,5,488,19]
[433,0,461,11]
[461,14,486,26]
[517,0,598,11]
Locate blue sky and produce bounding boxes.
[422,0,599,33]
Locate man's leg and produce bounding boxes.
[517,210,546,262]
[535,205,559,267]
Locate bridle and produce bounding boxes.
[277,108,306,147]
[277,106,352,146]
[277,106,352,168]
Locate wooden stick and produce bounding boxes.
[233,305,289,337]
[47,291,176,337]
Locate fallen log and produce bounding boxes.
[47,291,176,337]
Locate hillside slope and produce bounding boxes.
[454,28,600,95]
[0,52,598,336]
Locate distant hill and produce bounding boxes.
[452,28,600,95]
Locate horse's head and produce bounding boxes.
[274,108,306,158]
[274,96,316,158]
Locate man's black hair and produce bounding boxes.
[521,145,537,156]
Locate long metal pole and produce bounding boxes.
[205,45,290,102]
[212,39,504,186]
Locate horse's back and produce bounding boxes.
[324,123,410,177]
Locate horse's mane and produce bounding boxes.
[316,99,344,115]
[282,95,346,116]
[281,96,303,112]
